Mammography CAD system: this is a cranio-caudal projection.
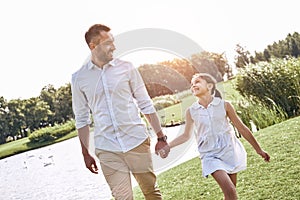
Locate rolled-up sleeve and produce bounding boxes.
[71,72,91,129]
[128,64,156,114]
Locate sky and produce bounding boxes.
[0,0,299,100]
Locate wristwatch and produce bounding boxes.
[157,135,167,142]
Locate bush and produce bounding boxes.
[236,57,300,118]
[29,120,75,143]
[173,90,192,100]
[153,94,181,110]
[28,128,56,143]
[231,98,288,130]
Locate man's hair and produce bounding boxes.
[85,24,111,45]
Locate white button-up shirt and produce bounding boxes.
[71,59,156,152]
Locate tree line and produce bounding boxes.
[0,84,73,144]
[235,32,300,68]
[139,51,232,98]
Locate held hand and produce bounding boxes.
[83,154,99,174]
[158,145,171,159]
[155,141,170,158]
[257,150,270,162]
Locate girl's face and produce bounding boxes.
[190,77,210,97]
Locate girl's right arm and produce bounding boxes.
[169,108,194,148]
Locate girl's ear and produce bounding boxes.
[207,83,213,90]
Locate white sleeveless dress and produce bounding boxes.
[189,97,247,177]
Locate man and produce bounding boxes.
[71,24,170,200]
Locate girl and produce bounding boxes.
[167,73,270,200]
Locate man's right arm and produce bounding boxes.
[78,125,99,174]
[78,125,91,155]
[71,73,98,173]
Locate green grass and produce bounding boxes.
[133,116,300,199]
[157,95,196,125]
[219,78,242,102]
[0,130,78,159]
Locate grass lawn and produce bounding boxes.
[0,130,78,159]
[133,116,300,199]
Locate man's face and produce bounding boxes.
[91,31,116,63]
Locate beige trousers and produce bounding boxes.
[96,137,162,200]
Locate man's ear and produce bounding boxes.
[88,42,96,50]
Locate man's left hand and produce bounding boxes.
[155,141,170,158]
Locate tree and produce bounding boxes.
[203,52,231,79]
[159,58,195,83]
[190,52,224,82]
[290,38,299,58]
[234,44,251,69]
[7,99,26,138]
[39,84,56,125]
[252,32,300,61]
[0,97,10,144]
[138,64,190,98]
[54,83,73,123]
[263,49,271,61]
[22,97,51,131]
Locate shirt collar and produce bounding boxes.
[86,58,116,70]
[191,97,222,109]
